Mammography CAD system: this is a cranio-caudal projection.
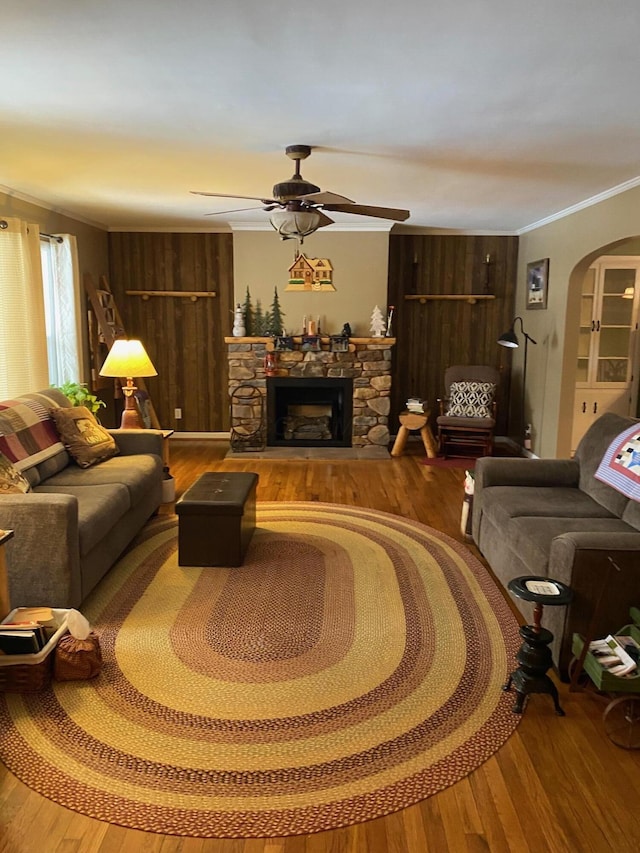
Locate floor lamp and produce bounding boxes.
[498,317,537,444]
[99,339,157,429]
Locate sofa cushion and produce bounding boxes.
[32,449,71,484]
[49,406,118,468]
[447,381,496,418]
[35,482,131,556]
[44,454,162,507]
[0,452,31,493]
[507,516,635,575]
[480,485,617,529]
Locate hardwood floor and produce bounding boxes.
[1,438,639,853]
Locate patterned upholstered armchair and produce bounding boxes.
[436,365,499,458]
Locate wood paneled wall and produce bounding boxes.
[388,235,519,436]
[108,233,234,432]
[106,232,517,438]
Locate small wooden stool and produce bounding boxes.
[391,410,437,458]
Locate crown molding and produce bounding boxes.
[0,184,107,231]
[108,224,232,233]
[518,175,640,235]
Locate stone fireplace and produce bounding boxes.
[225,337,395,448]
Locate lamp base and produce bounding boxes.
[119,384,143,429]
[119,407,144,429]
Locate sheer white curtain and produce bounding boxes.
[42,234,82,386]
[0,217,49,397]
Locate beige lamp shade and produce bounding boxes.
[99,339,157,378]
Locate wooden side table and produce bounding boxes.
[391,410,437,458]
[0,529,14,620]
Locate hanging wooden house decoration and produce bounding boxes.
[286,253,335,292]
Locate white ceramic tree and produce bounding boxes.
[370,305,386,337]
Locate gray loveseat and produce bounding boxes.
[472,412,640,678]
[0,388,163,610]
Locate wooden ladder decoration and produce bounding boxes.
[84,273,161,429]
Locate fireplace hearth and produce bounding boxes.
[267,377,353,447]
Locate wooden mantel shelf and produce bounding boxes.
[404,294,496,305]
[225,337,396,345]
[126,290,216,301]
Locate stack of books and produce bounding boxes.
[0,607,55,655]
[589,634,640,678]
[406,397,426,414]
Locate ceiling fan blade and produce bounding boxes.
[300,190,355,204]
[191,191,278,204]
[322,203,410,222]
[315,211,335,227]
[204,206,273,216]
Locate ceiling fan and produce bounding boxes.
[191,145,410,242]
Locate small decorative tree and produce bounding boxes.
[253,299,265,336]
[370,305,386,337]
[242,287,253,337]
[269,286,285,335]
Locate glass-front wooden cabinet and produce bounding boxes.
[572,257,639,452]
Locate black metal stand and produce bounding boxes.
[503,576,573,715]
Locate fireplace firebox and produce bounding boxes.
[267,377,353,447]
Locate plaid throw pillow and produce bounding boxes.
[447,381,496,418]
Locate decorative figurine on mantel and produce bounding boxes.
[232,304,245,337]
[370,305,386,337]
[386,305,395,337]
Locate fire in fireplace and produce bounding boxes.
[266,377,353,447]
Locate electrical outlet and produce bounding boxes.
[174,408,182,419]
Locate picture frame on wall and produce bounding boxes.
[526,258,549,310]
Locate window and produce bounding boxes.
[39,234,82,387]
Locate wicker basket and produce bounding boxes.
[0,608,70,693]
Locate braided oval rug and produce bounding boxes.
[0,502,521,838]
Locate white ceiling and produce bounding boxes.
[2,0,640,235]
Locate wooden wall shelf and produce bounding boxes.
[126,290,217,301]
[404,294,496,305]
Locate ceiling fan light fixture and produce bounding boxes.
[269,209,323,242]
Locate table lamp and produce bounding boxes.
[99,339,157,429]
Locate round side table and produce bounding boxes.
[503,575,573,716]
[391,410,437,458]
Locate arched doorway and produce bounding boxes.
[566,237,640,454]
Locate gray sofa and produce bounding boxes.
[473,412,640,678]
[0,388,163,610]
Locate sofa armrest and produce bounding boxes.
[550,531,640,584]
[474,457,580,489]
[108,429,164,458]
[547,532,640,676]
[0,493,81,608]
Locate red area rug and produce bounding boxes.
[421,456,477,469]
[0,503,521,837]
